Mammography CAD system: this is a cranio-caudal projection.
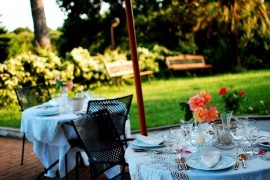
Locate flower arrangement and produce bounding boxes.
[219,86,245,112]
[180,91,219,123]
[53,76,74,93]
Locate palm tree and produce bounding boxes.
[193,0,270,68]
[30,0,51,48]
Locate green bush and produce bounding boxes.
[0,46,167,107]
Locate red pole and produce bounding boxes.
[124,0,147,135]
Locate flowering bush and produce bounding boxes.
[219,86,245,112]
[180,91,219,123]
[53,76,74,93]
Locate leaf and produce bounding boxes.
[179,102,193,121]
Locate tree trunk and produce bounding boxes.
[235,31,241,68]
[30,0,51,48]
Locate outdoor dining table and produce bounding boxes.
[125,130,270,180]
[20,99,131,178]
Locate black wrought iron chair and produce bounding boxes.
[71,109,130,180]
[86,94,133,148]
[14,84,51,165]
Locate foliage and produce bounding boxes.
[218,86,246,113]
[0,46,164,107]
[137,47,159,72]
[7,30,35,58]
[65,47,106,89]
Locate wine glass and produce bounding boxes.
[230,125,245,157]
[245,127,260,156]
[237,117,249,128]
[180,120,194,141]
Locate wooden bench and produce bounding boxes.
[105,61,154,86]
[166,54,213,71]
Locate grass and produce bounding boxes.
[1,69,270,131]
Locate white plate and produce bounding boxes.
[132,139,165,148]
[187,154,235,170]
[33,106,60,116]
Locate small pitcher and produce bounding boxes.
[213,111,235,149]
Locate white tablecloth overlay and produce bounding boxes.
[21,101,131,178]
[125,131,270,180]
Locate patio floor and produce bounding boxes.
[0,126,169,180]
[0,136,90,180]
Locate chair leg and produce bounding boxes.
[75,152,81,180]
[21,133,26,165]
[65,154,68,180]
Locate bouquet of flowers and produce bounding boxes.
[53,76,74,93]
[180,91,219,123]
[219,86,245,112]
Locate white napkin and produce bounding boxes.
[136,134,164,146]
[201,151,221,168]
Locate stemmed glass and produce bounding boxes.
[180,120,194,141]
[245,127,260,156]
[230,125,245,157]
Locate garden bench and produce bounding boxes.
[105,61,153,86]
[166,54,213,71]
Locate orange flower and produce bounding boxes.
[199,91,212,104]
[188,95,205,111]
[66,81,74,90]
[186,91,219,123]
[193,108,207,122]
[205,106,219,122]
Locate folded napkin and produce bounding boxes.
[201,151,221,168]
[136,134,164,146]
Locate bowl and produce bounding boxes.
[70,98,84,111]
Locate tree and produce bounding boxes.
[30,0,51,48]
[192,0,270,68]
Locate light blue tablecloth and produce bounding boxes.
[125,131,270,180]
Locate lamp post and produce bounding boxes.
[111,17,120,50]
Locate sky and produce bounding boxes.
[0,0,65,31]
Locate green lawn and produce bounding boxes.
[1,69,269,131]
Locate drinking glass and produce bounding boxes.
[230,125,245,157]
[162,128,175,153]
[180,120,194,141]
[247,119,257,130]
[245,127,260,156]
[237,117,249,128]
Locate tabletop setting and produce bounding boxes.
[125,91,270,180]
[20,87,132,179]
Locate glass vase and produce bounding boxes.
[59,88,71,113]
[213,111,235,149]
[190,122,212,148]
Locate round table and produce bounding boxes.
[125,131,270,180]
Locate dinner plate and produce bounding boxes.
[132,139,165,148]
[33,106,60,116]
[187,154,235,170]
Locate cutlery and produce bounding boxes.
[133,148,163,154]
[239,154,247,168]
[180,157,189,170]
[176,159,183,170]
[234,158,240,170]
